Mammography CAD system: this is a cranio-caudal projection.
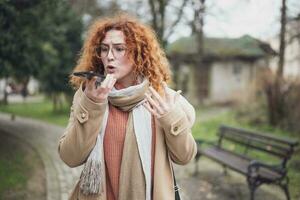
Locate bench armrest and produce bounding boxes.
[195,139,216,146]
[247,160,286,177]
[195,139,216,160]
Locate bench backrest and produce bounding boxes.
[217,125,299,166]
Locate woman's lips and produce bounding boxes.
[106,65,116,73]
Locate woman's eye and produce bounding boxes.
[100,47,108,52]
[115,46,126,52]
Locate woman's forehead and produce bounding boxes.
[102,30,125,44]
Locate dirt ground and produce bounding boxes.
[0,133,46,200]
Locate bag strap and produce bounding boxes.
[172,164,181,200]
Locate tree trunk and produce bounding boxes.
[192,0,206,104]
[148,0,188,48]
[52,93,58,112]
[264,0,287,127]
[1,77,9,105]
[21,77,30,102]
[277,0,287,78]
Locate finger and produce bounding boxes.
[149,87,166,107]
[87,77,97,91]
[174,90,182,104]
[100,74,111,88]
[145,93,164,115]
[95,76,103,89]
[95,75,111,96]
[108,77,117,90]
[143,102,161,117]
[149,86,169,112]
[162,82,171,103]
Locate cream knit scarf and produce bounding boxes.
[79,79,152,200]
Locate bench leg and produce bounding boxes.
[194,154,201,175]
[247,177,260,200]
[249,184,256,200]
[281,184,290,200]
[280,177,290,200]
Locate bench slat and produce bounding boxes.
[220,125,299,146]
[221,134,290,158]
[218,125,296,159]
[200,146,282,181]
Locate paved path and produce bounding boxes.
[0,113,82,200]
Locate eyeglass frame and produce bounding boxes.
[95,43,128,59]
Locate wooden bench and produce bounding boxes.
[195,125,299,200]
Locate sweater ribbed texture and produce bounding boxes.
[104,104,156,200]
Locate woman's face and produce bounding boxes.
[100,30,135,87]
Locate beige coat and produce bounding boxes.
[58,85,197,200]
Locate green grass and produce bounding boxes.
[0,153,28,196]
[0,99,69,126]
[0,135,29,199]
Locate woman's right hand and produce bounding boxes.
[84,74,116,103]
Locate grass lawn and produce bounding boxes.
[0,140,28,199]
[0,98,69,126]
[0,134,46,199]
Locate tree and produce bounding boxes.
[263,0,300,127]
[37,0,83,111]
[0,0,52,104]
[0,0,83,109]
[191,0,207,103]
[277,0,287,78]
[147,0,189,48]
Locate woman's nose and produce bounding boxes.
[107,48,114,60]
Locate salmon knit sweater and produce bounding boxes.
[104,104,156,200]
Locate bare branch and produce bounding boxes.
[148,0,158,31]
[165,0,189,40]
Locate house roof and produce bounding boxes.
[167,35,277,60]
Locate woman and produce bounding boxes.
[58,13,197,200]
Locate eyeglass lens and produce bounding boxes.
[96,44,126,59]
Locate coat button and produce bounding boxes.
[81,112,86,119]
[173,126,178,132]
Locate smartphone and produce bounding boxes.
[73,71,105,80]
[73,71,106,88]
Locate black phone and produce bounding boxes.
[73,71,106,88]
[73,71,105,80]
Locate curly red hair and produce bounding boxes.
[70,13,171,92]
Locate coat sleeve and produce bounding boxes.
[158,91,197,165]
[58,87,107,168]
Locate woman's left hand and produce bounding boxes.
[143,82,181,118]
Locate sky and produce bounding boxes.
[169,0,300,42]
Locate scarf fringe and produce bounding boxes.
[79,135,103,195]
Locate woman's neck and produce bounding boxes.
[115,78,139,89]
[114,82,128,89]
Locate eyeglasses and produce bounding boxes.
[95,44,127,59]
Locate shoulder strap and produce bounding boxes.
[172,164,181,200]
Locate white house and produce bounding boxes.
[167,35,276,105]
